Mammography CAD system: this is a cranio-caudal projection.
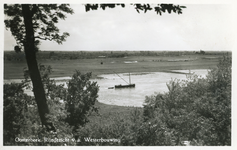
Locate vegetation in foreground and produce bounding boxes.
[3,55,231,146]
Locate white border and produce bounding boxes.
[1,0,237,150]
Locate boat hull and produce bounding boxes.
[115,84,135,89]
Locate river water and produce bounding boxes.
[4,70,208,107]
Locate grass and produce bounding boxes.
[4,54,221,80]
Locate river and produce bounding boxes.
[4,69,209,107]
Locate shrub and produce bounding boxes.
[65,71,99,131]
[3,82,31,145]
[75,108,143,146]
[143,54,231,145]
[4,65,99,146]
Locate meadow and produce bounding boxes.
[4,50,226,79]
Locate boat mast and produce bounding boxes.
[129,72,131,85]
[113,71,129,84]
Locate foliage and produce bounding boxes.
[65,71,99,130]
[4,4,74,129]
[75,106,178,146]
[85,4,186,15]
[3,65,98,145]
[3,82,30,145]
[4,4,73,48]
[143,55,231,145]
[75,108,143,146]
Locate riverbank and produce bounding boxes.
[4,69,209,107]
[4,55,220,80]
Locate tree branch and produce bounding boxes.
[32,4,38,16]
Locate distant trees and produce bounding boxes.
[200,50,205,54]
[195,50,205,55]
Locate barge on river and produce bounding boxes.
[115,83,135,88]
[113,72,135,89]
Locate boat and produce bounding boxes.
[115,83,135,88]
[114,72,135,89]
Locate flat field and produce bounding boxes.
[4,52,226,80]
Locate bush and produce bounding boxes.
[143,55,231,145]
[65,71,99,130]
[75,106,177,146]
[3,82,31,145]
[3,65,99,145]
[75,108,144,146]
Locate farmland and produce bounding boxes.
[3,50,230,79]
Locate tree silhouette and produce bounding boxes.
[4,4,73,131]
[4,3,186,131]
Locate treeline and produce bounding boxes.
[4,50,230,61]
[3,55,231,146]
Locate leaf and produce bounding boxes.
[180,6,186,8]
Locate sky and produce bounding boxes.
[3,2,236,51]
